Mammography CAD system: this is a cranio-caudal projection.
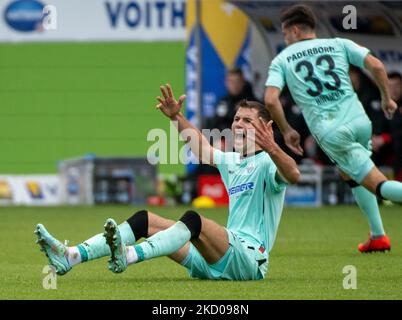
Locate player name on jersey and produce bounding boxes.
[315,89,346,105]
[286,46,336,63]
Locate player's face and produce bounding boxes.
[231,107,260,154]
[225,73,245,96]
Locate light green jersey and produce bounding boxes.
[213,149,287,253]
[266,37,370,141]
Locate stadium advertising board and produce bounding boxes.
[0,0,186,42]
[0,175,61,205]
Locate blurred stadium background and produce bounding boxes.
[0,0,401,299]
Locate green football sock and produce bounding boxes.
[131,221,191,263]
[379,181,402,203]
[72,222,136,264]
[352,186,385,237]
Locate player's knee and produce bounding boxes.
[345,179,360,189]
[179,210,202,240]
[126,210,148,240]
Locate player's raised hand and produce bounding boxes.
[283,129,304,156]
[251,118,277,153]
[156,84,186,119]
[381,98,397,120]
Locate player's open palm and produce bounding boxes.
[251,118,277,153]
[156,84,186,119]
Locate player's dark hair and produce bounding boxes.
[388,71,402,82]
[126,210,148,240]
[227,67,244,77]
[237,99,271,123]
[280,4,316,30]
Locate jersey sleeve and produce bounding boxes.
[265,56,286,90]
[340,38,370,69]
[266,162,288,193]
[213,149,232,186]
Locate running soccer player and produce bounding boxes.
[265,4,402,253]
[35,84,300,279]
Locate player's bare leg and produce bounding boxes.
[361,166,402,203]
[190,215,229,264]
[360,166,388,194]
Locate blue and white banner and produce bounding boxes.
[0,0,186,42]
[0,175,61,205]
[185,0,252,173]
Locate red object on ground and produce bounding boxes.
[198,175,228,206]
[147,196,166,206]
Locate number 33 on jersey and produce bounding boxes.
[266,37,370,140]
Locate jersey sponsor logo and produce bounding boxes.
[228,182,254,195]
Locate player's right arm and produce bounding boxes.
[364,54,397,119]
[156,84,215,166]
[265,87,304,156]
[265,57,304,156]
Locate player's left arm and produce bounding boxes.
[265,87,304,156]
[364,54,397,119]
[251,118,300,184]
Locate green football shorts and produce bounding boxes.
[181,229,268,281]
[317,115,375,183]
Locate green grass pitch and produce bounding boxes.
[0,205,401,300]
[0,42,186,175]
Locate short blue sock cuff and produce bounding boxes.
[134,245,145,262]
[77,244,88,262]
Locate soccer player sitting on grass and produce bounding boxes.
[264,4,402,253]
[35,84,300,280]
